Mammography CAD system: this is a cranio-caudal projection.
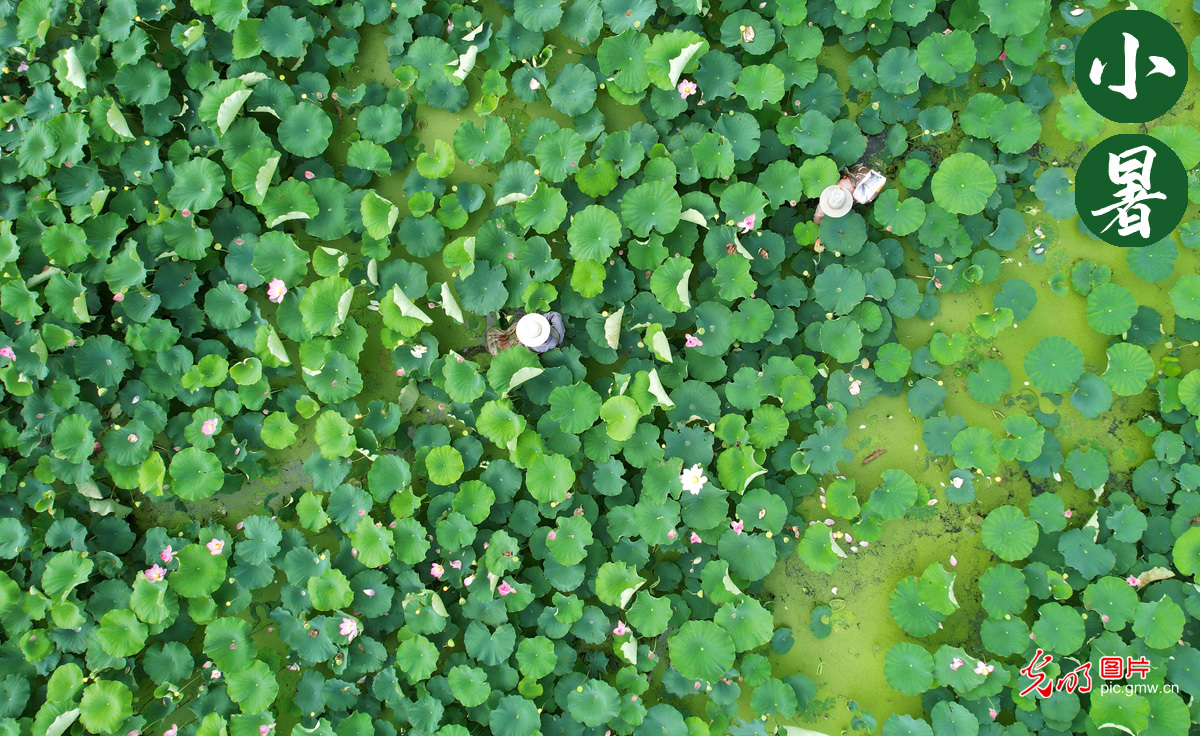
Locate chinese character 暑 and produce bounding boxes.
[1089,145,1167,240]
[1089,32,1177,100]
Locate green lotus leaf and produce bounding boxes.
[567,678,620,727]
[425,446,465,486]
[1025,336,1084,394]
[168,447,223,501]
[1056,91,1104,141]
[877,47,923,95]
[567,204,621,262]
[1132,596,1185,649]
[1173,526,1200,576]
[988,101,1040,154]
[513,184,568,234]
[884,643,933,696]
[931,153,996,215]
[967,359,1011,404]
[868,469,921,521]
[889,577,941,637]
[1126,237,1177,283]
[735,64,785,110]
[819,317,863,363]
[169,158,224,213]
[997,414,1044,462]
[979,563,1028,618]
[307,568,353,610]
[96,609,147,658]
[1082,578,1139,633]
[226,660,278,713]
[1058,527,1116,580]
[447,665,491,708]
[489,695,539,736]
[278,103,333,158]
[454,116,511,164]
[916,31,975,83]
[622,180,682,238]
[299,276,353,336]
[1102,342,1154,396]
[668,620,735,682]
[872,190,925,236]
[169,543,227,598]
[1031,601,1085,655]
[527,453,575,504]
[980,505,1038,561]
[627,592,671,637]
[258,6,314,57]
[1086,283,1137,335]
[645,30,708,90]
[79,681,132,734]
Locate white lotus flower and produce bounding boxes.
[680,464,708,495]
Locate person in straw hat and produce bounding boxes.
[483,310,566,356]
[813,165,886,225]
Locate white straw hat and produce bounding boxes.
[819,185,853,218]
[516,313,551,347]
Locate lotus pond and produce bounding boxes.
[5,0,1200,735]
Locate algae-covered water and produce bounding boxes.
[140,3,1200,732]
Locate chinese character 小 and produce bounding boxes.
[1089,32,1177,100]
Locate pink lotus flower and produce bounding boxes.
[304,171,314,180]
[339,617,359,641]
[497,581,515,596]
[943,28,953,34]
[181,209,191,218]
[450,560,462,570]
[211,669,221,679]
[237,283,247,292]
[731,520,744,535]
[113,292,125,303]
[547,531,557,541]
[950,555,957,567]
[613,620,630,635]
[259,725,274,736]
[1101,614,1110,623]
[207,539,224,555]
[160,546,174,563]
[17,62,28,73]
[988,708,998,721]
[1064,509,1073,518]
[0,346,13,360]
[464,575,475,586]
[677,79,698,99]
[690,532,701,544]
[144,564,167,582]
[974,661,994,676]
[267,278,287,304]
[1126,575,1139,587]
[685,334,703,348]
[364,588,376,597]
[163,726,178,736]
[201,418,219,436]
[998,51,1006,61]
[949,658,964,671]
[431,563,445,579]
[667,529,676,540]
[737,214,756,234]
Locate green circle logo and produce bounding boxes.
[1075,10,1188,123]
[1075,134,1187,248]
